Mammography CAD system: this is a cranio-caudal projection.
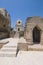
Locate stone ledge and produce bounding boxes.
[18,43,43,51]
[28,44,43,51]
[18,43,28,51]
[28,48,43,51]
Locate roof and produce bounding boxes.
[26,16,43,23]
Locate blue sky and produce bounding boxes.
[0,0,43,27]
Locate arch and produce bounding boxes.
[33,25,41,44]
[18,28,20,31]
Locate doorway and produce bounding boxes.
[33,26,41,43]
[18,28,20,31]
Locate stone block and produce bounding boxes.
[18,43,28,51]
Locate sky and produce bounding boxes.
[0,0,43,27]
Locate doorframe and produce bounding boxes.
[32,26,41,44]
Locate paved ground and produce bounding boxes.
[0,38,43,65]
[0,51,43,65]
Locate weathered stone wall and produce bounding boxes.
[18,43,28,51]
[24,16,43,45]
[0,8,11,39]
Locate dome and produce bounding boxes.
[26,16,43,24]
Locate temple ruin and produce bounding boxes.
[0,8,43,46]
[0,8,11,39]
[24,16,43,45]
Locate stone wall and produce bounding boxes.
[0,8,11,39]
[24,16,43,45]
[18,43,28,51]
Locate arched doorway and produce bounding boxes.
[18,28,20,31]
[33,26,41,44]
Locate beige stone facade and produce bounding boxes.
[24,16,43,45]
[0,8,11,39]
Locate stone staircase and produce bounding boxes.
[0,38,19,57]
[0,45,17,57]
[14,32,19,38]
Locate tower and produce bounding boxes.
[14,20,24,37]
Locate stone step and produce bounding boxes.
[14,32,19,37]
[26,41,33,44]
[28,47,43,51]
[0,46,17,57]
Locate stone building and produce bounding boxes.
[14,20,24,37]
[24,16,43,45]
[0,8,11,39]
